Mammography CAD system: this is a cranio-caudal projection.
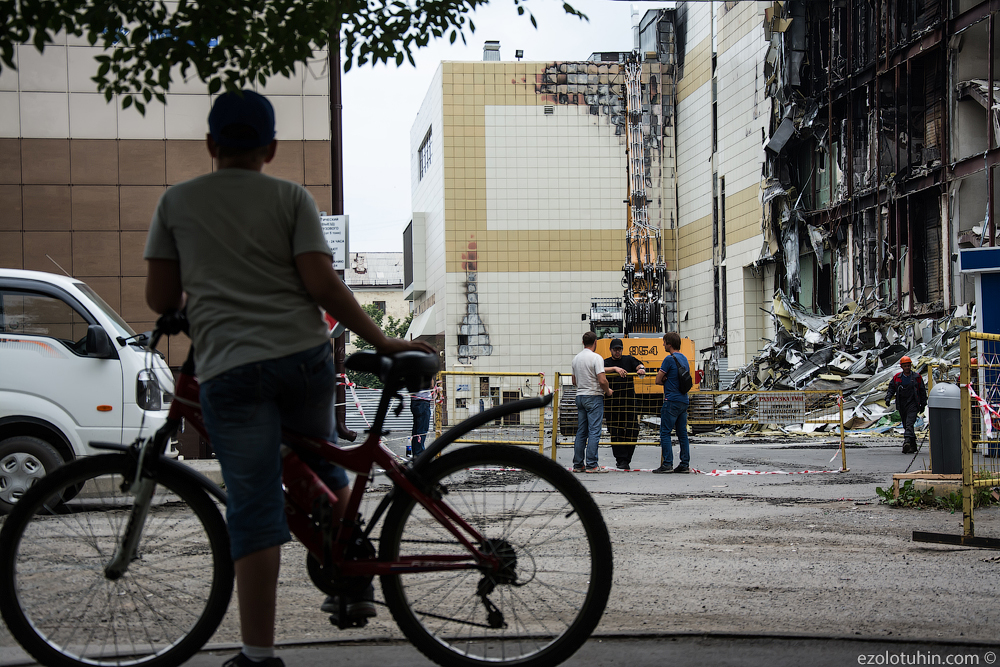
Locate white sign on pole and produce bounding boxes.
[320,215,348,270]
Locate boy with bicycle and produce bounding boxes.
[144,90,432,667]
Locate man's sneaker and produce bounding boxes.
[902,443,917,454]
[651,465,674,474]
[322,584,377,625]
[222,654,284,667]
[572,466,586,473]
[584,466,608,473]
[673,465,690,474]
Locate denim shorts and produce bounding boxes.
[200,342,349,561]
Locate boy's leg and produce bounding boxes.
[200,365,288,652]
[234,546,281,647]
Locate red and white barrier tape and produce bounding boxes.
[965,383,999,439]
[699,468,841,476]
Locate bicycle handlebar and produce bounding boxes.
[148,310,190,352]
[346,349,440,394]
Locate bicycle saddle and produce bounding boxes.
[346,350,439,393]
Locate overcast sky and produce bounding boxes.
[339,0,677,252]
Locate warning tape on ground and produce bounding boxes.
[562,467,843,475]
[699,468,841,476]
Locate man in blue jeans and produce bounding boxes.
[571,331,612,473]
[653,331,691,474]
[409,386,434,457]
[144,90,433,667]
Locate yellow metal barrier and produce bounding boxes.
[552,371,848,470]
[959,331,1000,540]
[437,371,548,454]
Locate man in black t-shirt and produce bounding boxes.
[603,338,646,470]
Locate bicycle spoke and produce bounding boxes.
[381,445,612,667]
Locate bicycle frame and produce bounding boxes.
[136,346,554,582]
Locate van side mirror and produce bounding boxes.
[86,325,118,359]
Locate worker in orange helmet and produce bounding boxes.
[885,356,927,454]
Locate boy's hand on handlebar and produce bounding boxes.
[376,337,436,356]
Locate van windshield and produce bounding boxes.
[76,284,137,339]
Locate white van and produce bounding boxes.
[0,269,175,512]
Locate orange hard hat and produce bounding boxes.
[900,356,912,364]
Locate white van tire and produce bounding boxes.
[0,437,63,515]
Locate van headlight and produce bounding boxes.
[137,369,164,411]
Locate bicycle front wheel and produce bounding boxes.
[379,444,613,667]
[0,454,234,667]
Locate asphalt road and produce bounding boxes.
[3,431,999,666]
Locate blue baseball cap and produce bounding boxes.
[208,90,276,149]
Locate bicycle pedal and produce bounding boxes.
[329,615,368,630]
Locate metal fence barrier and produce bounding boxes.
[436,371,549,453]
[552,372,848,470]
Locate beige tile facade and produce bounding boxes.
[2,138,333,365]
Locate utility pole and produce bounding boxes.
[329,32,356,442]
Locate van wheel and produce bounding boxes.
[0,437,63,515]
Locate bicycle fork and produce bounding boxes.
[104,439,161,580]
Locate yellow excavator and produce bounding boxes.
[560,52,698,434]
[591,51,695,395]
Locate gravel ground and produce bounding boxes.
[2,433,998,664]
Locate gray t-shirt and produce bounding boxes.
[144,169,331,381]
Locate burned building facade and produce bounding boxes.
[669,1,999,384]
[762,0,995,324]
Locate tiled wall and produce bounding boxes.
[716,4,771,365]
[410,66,447,348]
[1,39,333,366]
[0,137,333,365]
[675,1,716,353]
[413,58,677,373]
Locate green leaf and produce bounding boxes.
[208,77,222,94]
[122,95,133,109]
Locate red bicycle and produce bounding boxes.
[0,312,613,667]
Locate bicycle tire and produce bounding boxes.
[0,454,234,667]
[379,444,613,667]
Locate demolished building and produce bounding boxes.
[670,1,999,399]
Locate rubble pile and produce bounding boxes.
[719,291,975,431]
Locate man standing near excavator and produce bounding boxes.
[885,356,927,454]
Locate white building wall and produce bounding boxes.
[716,4,771,366]
[410,66,447,338]
[675,1,715,356]
[485,106,626,232]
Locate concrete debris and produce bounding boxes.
[709,291,974,433]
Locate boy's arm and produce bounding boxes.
[145,259,185,314]
[295,252,434,355]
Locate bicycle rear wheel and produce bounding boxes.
[379,444,613,667]
[0,454,234,667]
